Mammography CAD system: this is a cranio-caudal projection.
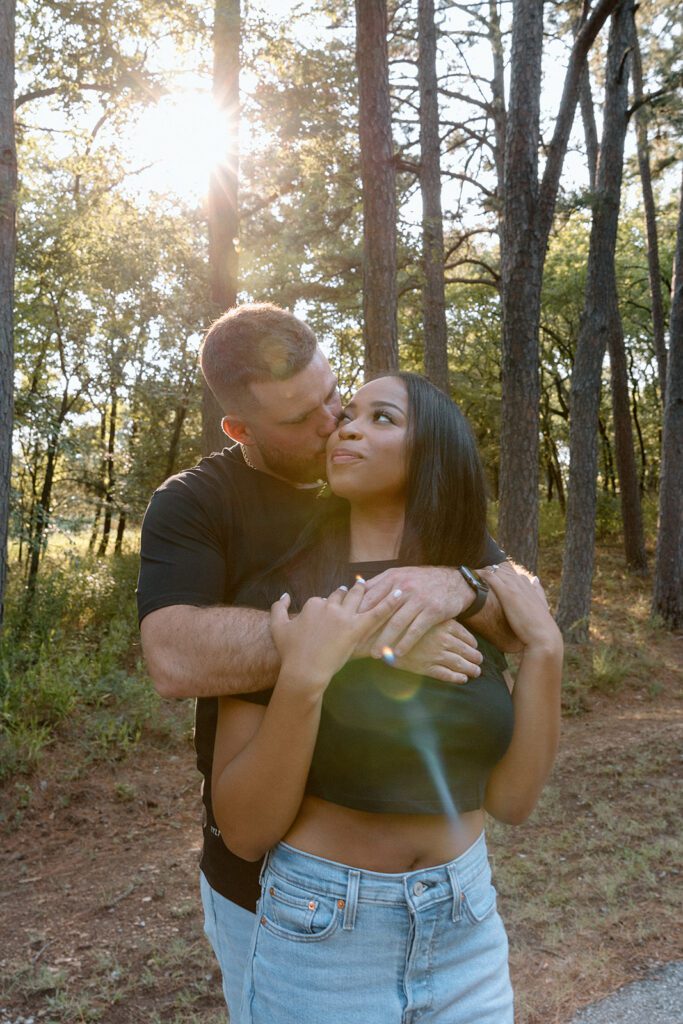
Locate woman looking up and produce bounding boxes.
[212,372,563,1024]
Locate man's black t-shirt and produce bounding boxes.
[137,445,506,912]
[137,446,321,911]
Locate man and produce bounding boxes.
[138,303,517,1019]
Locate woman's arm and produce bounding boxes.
[212,687,325,861]
[480,564,563,825]
[211,582,403,860]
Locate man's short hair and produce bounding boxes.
[200,303,318,413]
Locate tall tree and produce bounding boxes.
[498,0,543,569]
[355,0,398,374]
[579,10,648,573]
[0,0,17,630]
[630,11,668,401]
[652,169,683,629]
[417,0,448,393]
[557,0,635,642]
[498,0,619,569]
[204,0,240,456]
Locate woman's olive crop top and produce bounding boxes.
[241,559,514,815]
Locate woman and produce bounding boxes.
[212,372,563,1024]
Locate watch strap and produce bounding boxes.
[457,565,489,621]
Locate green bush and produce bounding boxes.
[0,549,190,781]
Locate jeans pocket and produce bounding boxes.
[259,871,342,943]
[461,863,497,924]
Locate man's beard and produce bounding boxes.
[257,438,327,485]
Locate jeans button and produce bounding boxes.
[413,881,427,896]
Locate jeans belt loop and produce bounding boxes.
[447,862,462,922]
[343,869,360,930]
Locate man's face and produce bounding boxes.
[239,349,342,484]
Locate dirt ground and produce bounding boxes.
[1,637,681,1024]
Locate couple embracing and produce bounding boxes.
[138,303,562,1024]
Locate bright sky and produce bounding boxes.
[119,1,603,210]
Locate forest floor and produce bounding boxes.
[1,543,682,1024]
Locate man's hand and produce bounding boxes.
[391,618,483,684]
[358,566,478,657]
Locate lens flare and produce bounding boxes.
[381,645,396,665]
[409,704,462,830]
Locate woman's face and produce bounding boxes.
[326,376,409,506]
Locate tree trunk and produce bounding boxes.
[607,320,648,572]
[164,398,190,481]
[0,0,17,631]
[630,10,668,402]
[488,0,506,206]
[498,0,543,570]
[204,0,240,456]
[599,415,617,494]
[557,0,634,641]
[580,64,599,190]
[88,408,107,553]
[652,170,683,628]
[417,0,448,393]
[114,510,126,556]
[355,0,398,375]
[627,349,647,489]
[25,427,61,601]
[97,390,118,558]
[498,0,619,570]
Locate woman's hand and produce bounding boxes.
[270,580,403,694]
[479,562,562,652]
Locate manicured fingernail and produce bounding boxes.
[279,592,289,601]
[392,589,402,598]
[355,575,366,584]
[339,585,348,592]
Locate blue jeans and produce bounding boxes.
[200,871,257,1021]
[239,831,513,1024]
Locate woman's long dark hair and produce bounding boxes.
[237,372,488,611]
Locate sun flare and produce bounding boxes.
[127,91,236,198]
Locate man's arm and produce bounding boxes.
[359,564,522,655]
[141,605,280,700]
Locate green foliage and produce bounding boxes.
[0,551,189,782]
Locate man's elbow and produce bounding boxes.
[140,634,187,700]
[146,656,187,700]
[140,615,187,699]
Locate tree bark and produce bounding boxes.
[488,0,506,206]
[417,0,448,393]
[355,0,398,375]
[557,0,635,641]
[579,64,599,191]
[607,315,648,572]
[88,408,107,553]
[204,0,240,456]
[630,10,668,402]
[498,0,544,569]
[599,415,617,494]
[114,510,126,556]
[652,169,683,628]
[97,389,118,558]
[0,0,17,631]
